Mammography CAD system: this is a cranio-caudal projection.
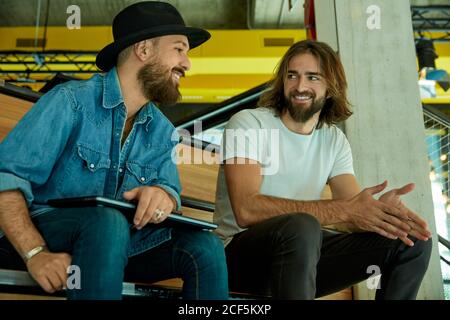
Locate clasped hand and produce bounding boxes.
[347,181,431,246]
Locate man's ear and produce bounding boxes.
[134,40,151,62]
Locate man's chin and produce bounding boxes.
[291,102,313,111]
[162,92,182,106]
[288,106,322,123]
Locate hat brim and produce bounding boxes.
[96,25,211,72]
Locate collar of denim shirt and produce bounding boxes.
[102,67,155,130]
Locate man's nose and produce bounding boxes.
[181,55,191,72]
[295,75,307,91]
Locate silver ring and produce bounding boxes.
[154,208,164,220]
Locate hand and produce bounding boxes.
[123,186,175,229]
[26,251,72,293]
[379,182,432,245]
[346,181,412,241]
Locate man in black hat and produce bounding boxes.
[0,1,228,299]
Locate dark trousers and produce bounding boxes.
[225,213,432,300]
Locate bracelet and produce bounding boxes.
[23,245,48,262]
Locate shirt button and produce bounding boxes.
[89,164,95,169]
[140,177,145,182]
[119,168,123,173]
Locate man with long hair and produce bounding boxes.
[214,40,432,299]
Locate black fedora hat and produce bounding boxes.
[96,1,211,71]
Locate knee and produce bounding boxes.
[183,231,226,260]
[273,213,322,249]
[175,231,226,271]
[411,237,433,270]
[81,207,130,248]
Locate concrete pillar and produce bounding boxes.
[315,0,444,299]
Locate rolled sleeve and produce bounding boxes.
[0,85,74,208]
[154,184,181,211]
[0,172,34,207]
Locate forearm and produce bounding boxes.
[0,190,47,257]
[237,193,350,227]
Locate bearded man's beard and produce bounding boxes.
[137,60,182,106]
[285,91,326,123]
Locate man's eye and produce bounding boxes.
[309,76,320,81]
[287,74,297,80]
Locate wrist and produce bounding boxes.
[337,199,351,223]
[154,186,177,209]
[22,245,48,263]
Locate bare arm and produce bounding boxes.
[328,174,361,200]
[0,190,46,256]
[225,158,411,240]
[225,159,351,227]
[0,190,71,293]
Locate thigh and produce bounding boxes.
[316,229,401,297]
[225,216,294,295]
[32,209,87,253]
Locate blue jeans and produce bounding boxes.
[0,207,228,300]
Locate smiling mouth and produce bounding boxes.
[291,92,314,103]
[172,69,185,82]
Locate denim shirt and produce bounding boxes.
[0,68,181,257]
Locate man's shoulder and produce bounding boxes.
[37,74,105,112]
[58,73,103,93]
[316,124,349,145]
[44,74,103,100]
[318,124,343,134]
[234,107,274,119]
[228,107,276,128]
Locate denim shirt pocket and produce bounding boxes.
[77,145,111,172]
[57,144,111,197]
[123,162,158,191]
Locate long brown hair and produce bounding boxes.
[258,40,352,128]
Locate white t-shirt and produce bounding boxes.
[214,107,354,246]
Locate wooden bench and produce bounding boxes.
[0,91,352,300]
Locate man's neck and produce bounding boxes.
[117,65,148,119]
[280,110,320,135]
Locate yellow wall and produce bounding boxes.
[0,27,306,102]
[0,26,449,102]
